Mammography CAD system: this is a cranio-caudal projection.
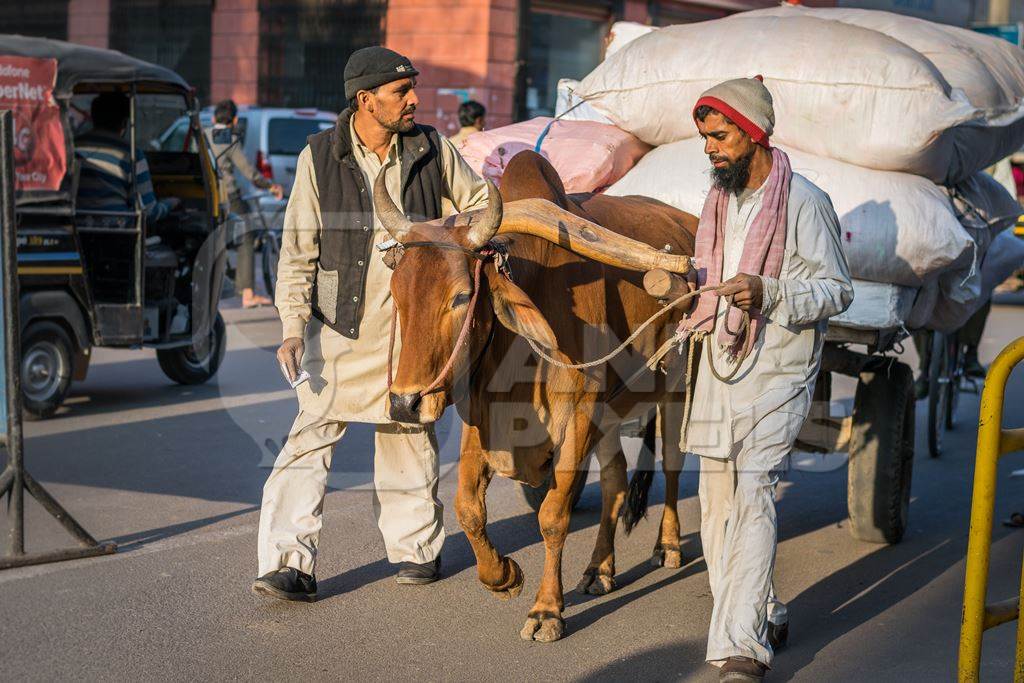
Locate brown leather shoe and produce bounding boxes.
[720,656,768,682]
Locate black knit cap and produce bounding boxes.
[344,46,419,101]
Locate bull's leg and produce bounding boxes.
[576,429,626,595]
[653,383,686,568]
[455,431,524,600]
[520,441,588,643]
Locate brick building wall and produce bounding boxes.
[67,0,110,49]
[63,0,848,120]
[210,0,260,105]
[385,0,519,133]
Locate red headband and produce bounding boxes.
[693,95,770,149]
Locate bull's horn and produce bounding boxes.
[464,180,503,249]
[497,198,692,274]
[373,170,414,242]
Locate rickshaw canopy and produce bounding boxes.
[0,34,190,97]
[1,34,194,206]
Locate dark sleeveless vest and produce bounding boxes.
[306,108,444,339]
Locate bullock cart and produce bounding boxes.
[516,271,917,547]
[803,325,916,544]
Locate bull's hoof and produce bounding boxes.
[651,544,683,569]
[520,613,565,643]
[575,568,615,595]
[487,557,524,601]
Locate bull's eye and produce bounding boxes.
[452,291,472,308]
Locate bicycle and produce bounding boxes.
[234,190,287,298]
[926,329,975,458]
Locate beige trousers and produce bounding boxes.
[698,409,798,667]
[257,410,445,576]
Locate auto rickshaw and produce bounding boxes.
[3,35,227,418]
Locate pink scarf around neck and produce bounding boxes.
[681,147,792,360]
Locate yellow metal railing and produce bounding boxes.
[960,336,1024,682]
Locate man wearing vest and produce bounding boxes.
[253,47,488,601]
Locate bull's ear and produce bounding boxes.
[486,271,558,350]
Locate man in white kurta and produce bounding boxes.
[681,78,853,680]
[254,47,487,601]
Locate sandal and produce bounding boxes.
[243,294,273,308]
[1002,512,1024,528]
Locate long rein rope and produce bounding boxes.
[385,241,752,400]
[523,284,722,370]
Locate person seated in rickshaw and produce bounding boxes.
[75,92,179,220]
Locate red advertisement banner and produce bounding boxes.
[0,56,65,192]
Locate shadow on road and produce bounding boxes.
[109,505,261,550]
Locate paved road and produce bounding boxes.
[2,296,1023,681]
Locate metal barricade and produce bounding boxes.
[959,336,1024,681]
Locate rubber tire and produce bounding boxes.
[20,321,75,421]
[518,455,592,512]
[157,313,227,385]
[927,332,948,459]
[261,230,280,299]
[847,360,915,544]
[945,342,963,431]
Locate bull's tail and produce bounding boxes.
[621,413,658,535]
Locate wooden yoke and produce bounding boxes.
[494,199,693,275]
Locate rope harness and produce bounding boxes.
[386,242,507,398]
[383,240,753,444]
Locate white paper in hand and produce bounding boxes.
[280,362,310,389]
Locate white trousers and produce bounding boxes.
[257,410,445,576]
[698,409,798,667]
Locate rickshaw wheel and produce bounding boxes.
[157,313,227,385]
[20,321,74,421]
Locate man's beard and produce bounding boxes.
[710,153,752,194]
[379,106,417,133]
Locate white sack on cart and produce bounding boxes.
[928,230,1024,332]
[605,137,973,286]
[556,22,656,124]
[577,14,1024,185]
[555,79,611,124]
[905,281,940,331]
[831,280,917,331]
[931,172,1022,309]
[605,21,657,58]
[745,5,1024,120]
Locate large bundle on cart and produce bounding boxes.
[578,8,1024,186]
[456,117,650,194]
[570,8,1024,544]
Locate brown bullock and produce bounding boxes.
[375,152,698,641]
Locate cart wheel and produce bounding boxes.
[20,321,74,421]
[157,313,227,385]
[518,455,592,513]
[847,360,915,544]
[927,332,950,458]
[261,231,280,300]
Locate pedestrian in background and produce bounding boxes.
[206,99,284,308]
[449,99,486,148]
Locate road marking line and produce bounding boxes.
[26,389,296,437]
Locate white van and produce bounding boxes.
[156,106,336,196]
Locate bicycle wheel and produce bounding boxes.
[927,331,949,458]
[261,230,280,298]
[945,339,964,430]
